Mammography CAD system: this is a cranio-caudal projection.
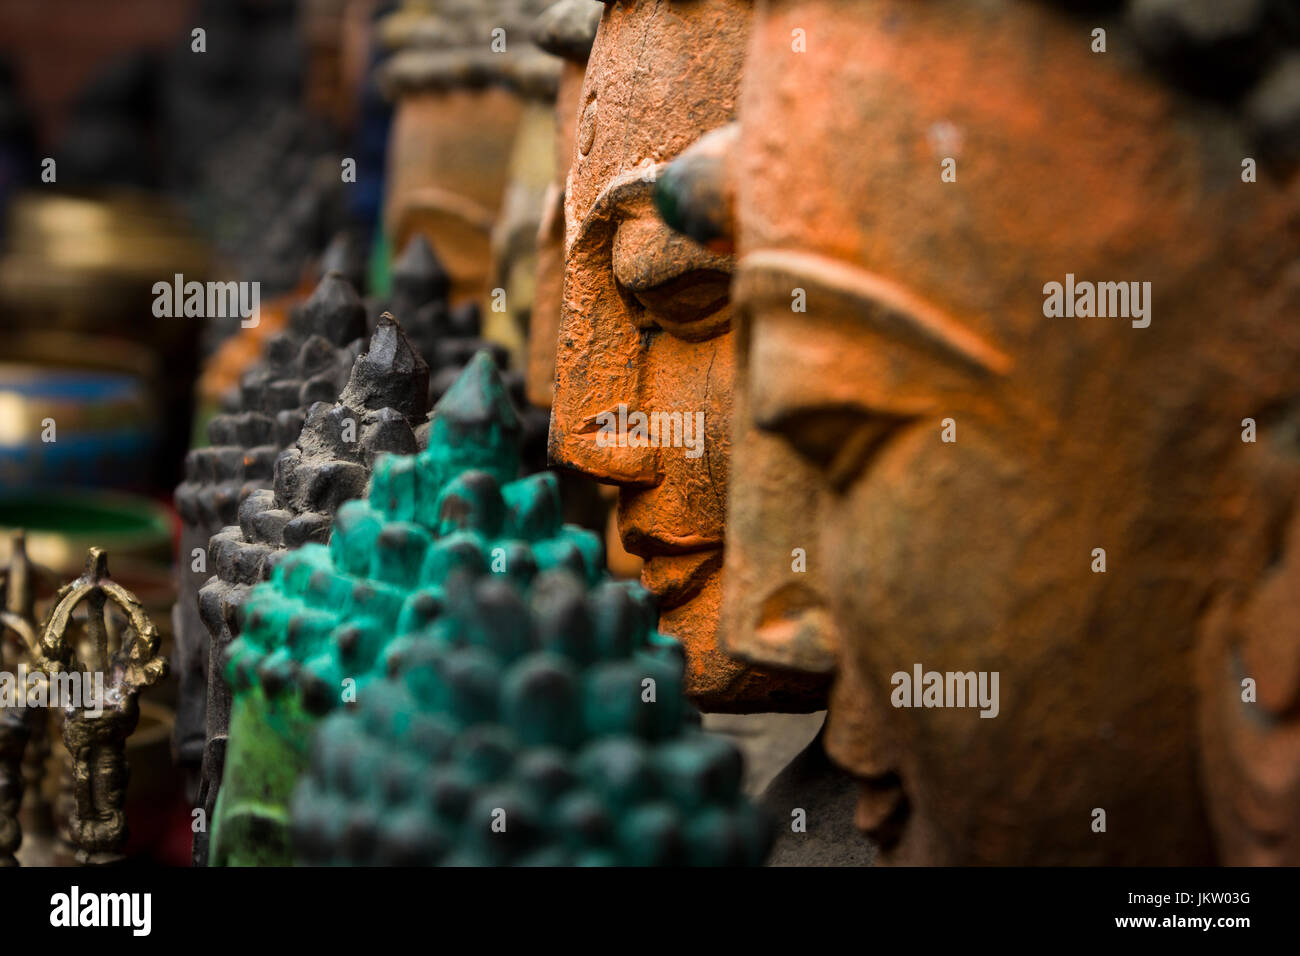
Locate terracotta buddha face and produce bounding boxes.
[551,0,824,710]
[385,84,523,305]
[380,1,554,305]
[715,0,1300,862]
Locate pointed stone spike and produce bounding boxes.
[391,234,450,307]
[295,272,368,345]
[339,313,430,423]
[432,350,521,435]
[318,231,367,292]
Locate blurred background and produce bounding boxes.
[0,0,655,867]
[0,0,384,495]
[0,0,395,865]
[0,0,635,867]
[0,0,836,870]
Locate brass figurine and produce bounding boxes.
[38,548,167,865]
[0,532,41,867]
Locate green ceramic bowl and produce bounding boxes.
[0,489,174,574]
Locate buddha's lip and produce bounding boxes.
[639,548,723,609]
[621,526,721,556]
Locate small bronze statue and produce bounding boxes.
[38,549,167,865]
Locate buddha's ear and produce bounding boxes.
[653,123,739,256]
[1196,498,1300,865]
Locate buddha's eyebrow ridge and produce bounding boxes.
[737,249,1012,378]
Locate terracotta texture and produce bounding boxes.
[691,0,1300,863]
[484,100,557,369]
[549,0,825,712]
[527,2,639,579]
[656,124,839,683]
[384,86,524,304]
[526,0,602,409]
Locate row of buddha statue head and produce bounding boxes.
[531,0,1300,865]
[176,0,1300,866]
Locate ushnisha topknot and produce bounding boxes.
[190,236,512,866]
[378,0,561,100]
[317,230,369,295]
[291,570,774,867]
[173,237,483,822]
[171,266,367,800]
[177,269,367,539]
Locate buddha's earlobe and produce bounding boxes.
[654,123,739,255]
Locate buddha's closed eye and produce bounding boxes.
[736,250,1011,488]
[756,403,919,492]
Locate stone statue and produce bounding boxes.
[548,0,826,712]
[292,570,772,866]
[212,352,604,864]
[377,195,553,476]
[522,1,632,573]
[174,269,367,805]
[370,232,506,407]
[194,312,431,865]
[477,16,565,370]
[368,234,539,440]
[38,549,168,865]
[660,0,1300,864]
[184,235,506,864]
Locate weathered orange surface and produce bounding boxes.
[527,57,587,410]
[709,0,1300,863]
[550,0,826,711]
